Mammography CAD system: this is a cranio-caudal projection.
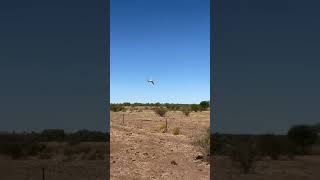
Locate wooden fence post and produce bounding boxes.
[42,167,45,180]
[165,118,168,132]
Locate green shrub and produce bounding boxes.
[110,104,125,112]
[288,125,318,154]
[166,104,180,111]
[154,107,167,117]
[211,132,227,155]
[122,102,131,106]
[191,104,200,112]
[257,134,297,160]
[182,107,191,116]
[199,101,210,110]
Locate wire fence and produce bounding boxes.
[110,111,208,135]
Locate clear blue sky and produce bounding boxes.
[110,0,210,104]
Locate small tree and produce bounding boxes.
[154,107,167,117]
[122,102,131,106]
[110,104,125,112]
[182,107,191,117]
[191,104,200,112]
[199,101,210,111]
[287,125,318,154]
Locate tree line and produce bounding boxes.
[110,101,210,112]
[211,123,320,173]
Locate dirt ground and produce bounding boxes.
[0,159,108,180]
[110,110,210,180]
[0,142,109,180]
[212,155,320,180]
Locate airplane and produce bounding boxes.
[147,79,155,85]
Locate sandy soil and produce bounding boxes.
[212,155,320,180]
[110,110,210,180]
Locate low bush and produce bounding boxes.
[182,107,191,116]
[199,101,210,111]
[211,132,227,155]
[110,104,125,112]
[193,128,210,159]
[226,137,259,174]
[257,134,297,160]
[191,104,201,112]
[172,128,180,135]
[154,107,167,117]
[288,125,318,155]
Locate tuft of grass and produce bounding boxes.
[172,128,181,135]
[159,124,167,133]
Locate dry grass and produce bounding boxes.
[172,127,181,135]
[159,124,167,133]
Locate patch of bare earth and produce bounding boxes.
[0,159,108,180]
[110,110,210,180]
[0,142,108,180]
[212,155,320,180]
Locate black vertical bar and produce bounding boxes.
[210,0,214,179]
[42,167,45,180]
[106,0,110,179]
